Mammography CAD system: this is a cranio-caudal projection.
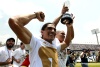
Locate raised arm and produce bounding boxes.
[61,20,74,50]
[8,11,45,44]
[53,4,69,26]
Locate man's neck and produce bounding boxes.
[7,47,11,50]
[42,38,53,44]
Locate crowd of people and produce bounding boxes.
[0,2,100,67]
[0,38,99,67]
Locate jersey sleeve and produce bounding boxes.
[25,35,39,52]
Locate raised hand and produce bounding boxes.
[34,11,45,22]
[61,3,69,14]
[65,13,75,26]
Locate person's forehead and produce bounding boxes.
[47,24,55,28]
[61,31,65,33]
[7,40,15,42]
[59,31,65,34]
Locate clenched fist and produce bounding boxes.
[34,11,45,22]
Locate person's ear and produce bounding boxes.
[41,30,43,33]
[41,30,44,36]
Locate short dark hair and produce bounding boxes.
[67,48,70,51]
[20,42,23,46]
[82,49,86,51]
[41,23,54,30]
[6,38,15,42]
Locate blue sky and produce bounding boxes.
[0,0,100,44]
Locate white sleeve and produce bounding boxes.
[25,35,38,52]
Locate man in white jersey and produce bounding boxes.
[0,38,15,67]
[53,3,74,67]
[8,5,74,67]
[56,30,70,67]
[12,42,26,67]
[20,3,70,67]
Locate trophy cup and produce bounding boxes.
[61,0,73,24]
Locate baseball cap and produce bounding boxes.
[6,37,15,42]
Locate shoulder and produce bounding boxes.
[0,46,6,51]
[14,48,20,52]
[30,34,41,42]
[0,46,7,55]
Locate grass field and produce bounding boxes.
[75,63,100,67]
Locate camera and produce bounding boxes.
[61,12,73,24]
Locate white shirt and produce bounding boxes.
[12,48,26,67]
[58,48,67,67]
[26,35,61,67]
[0,46,13,67]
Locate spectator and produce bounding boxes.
[0,38,15,67]
[56,30,68,67]
[66,49,71,67]
[96,49,100,62]
[68,51,75,67]
[12,42,26,67]
[80,49,90,67]
[53,3,74,67]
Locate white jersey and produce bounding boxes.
[25,35,61,67]
[58,48,67,67]
[0,46,13,67]
[12,48,26,67]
